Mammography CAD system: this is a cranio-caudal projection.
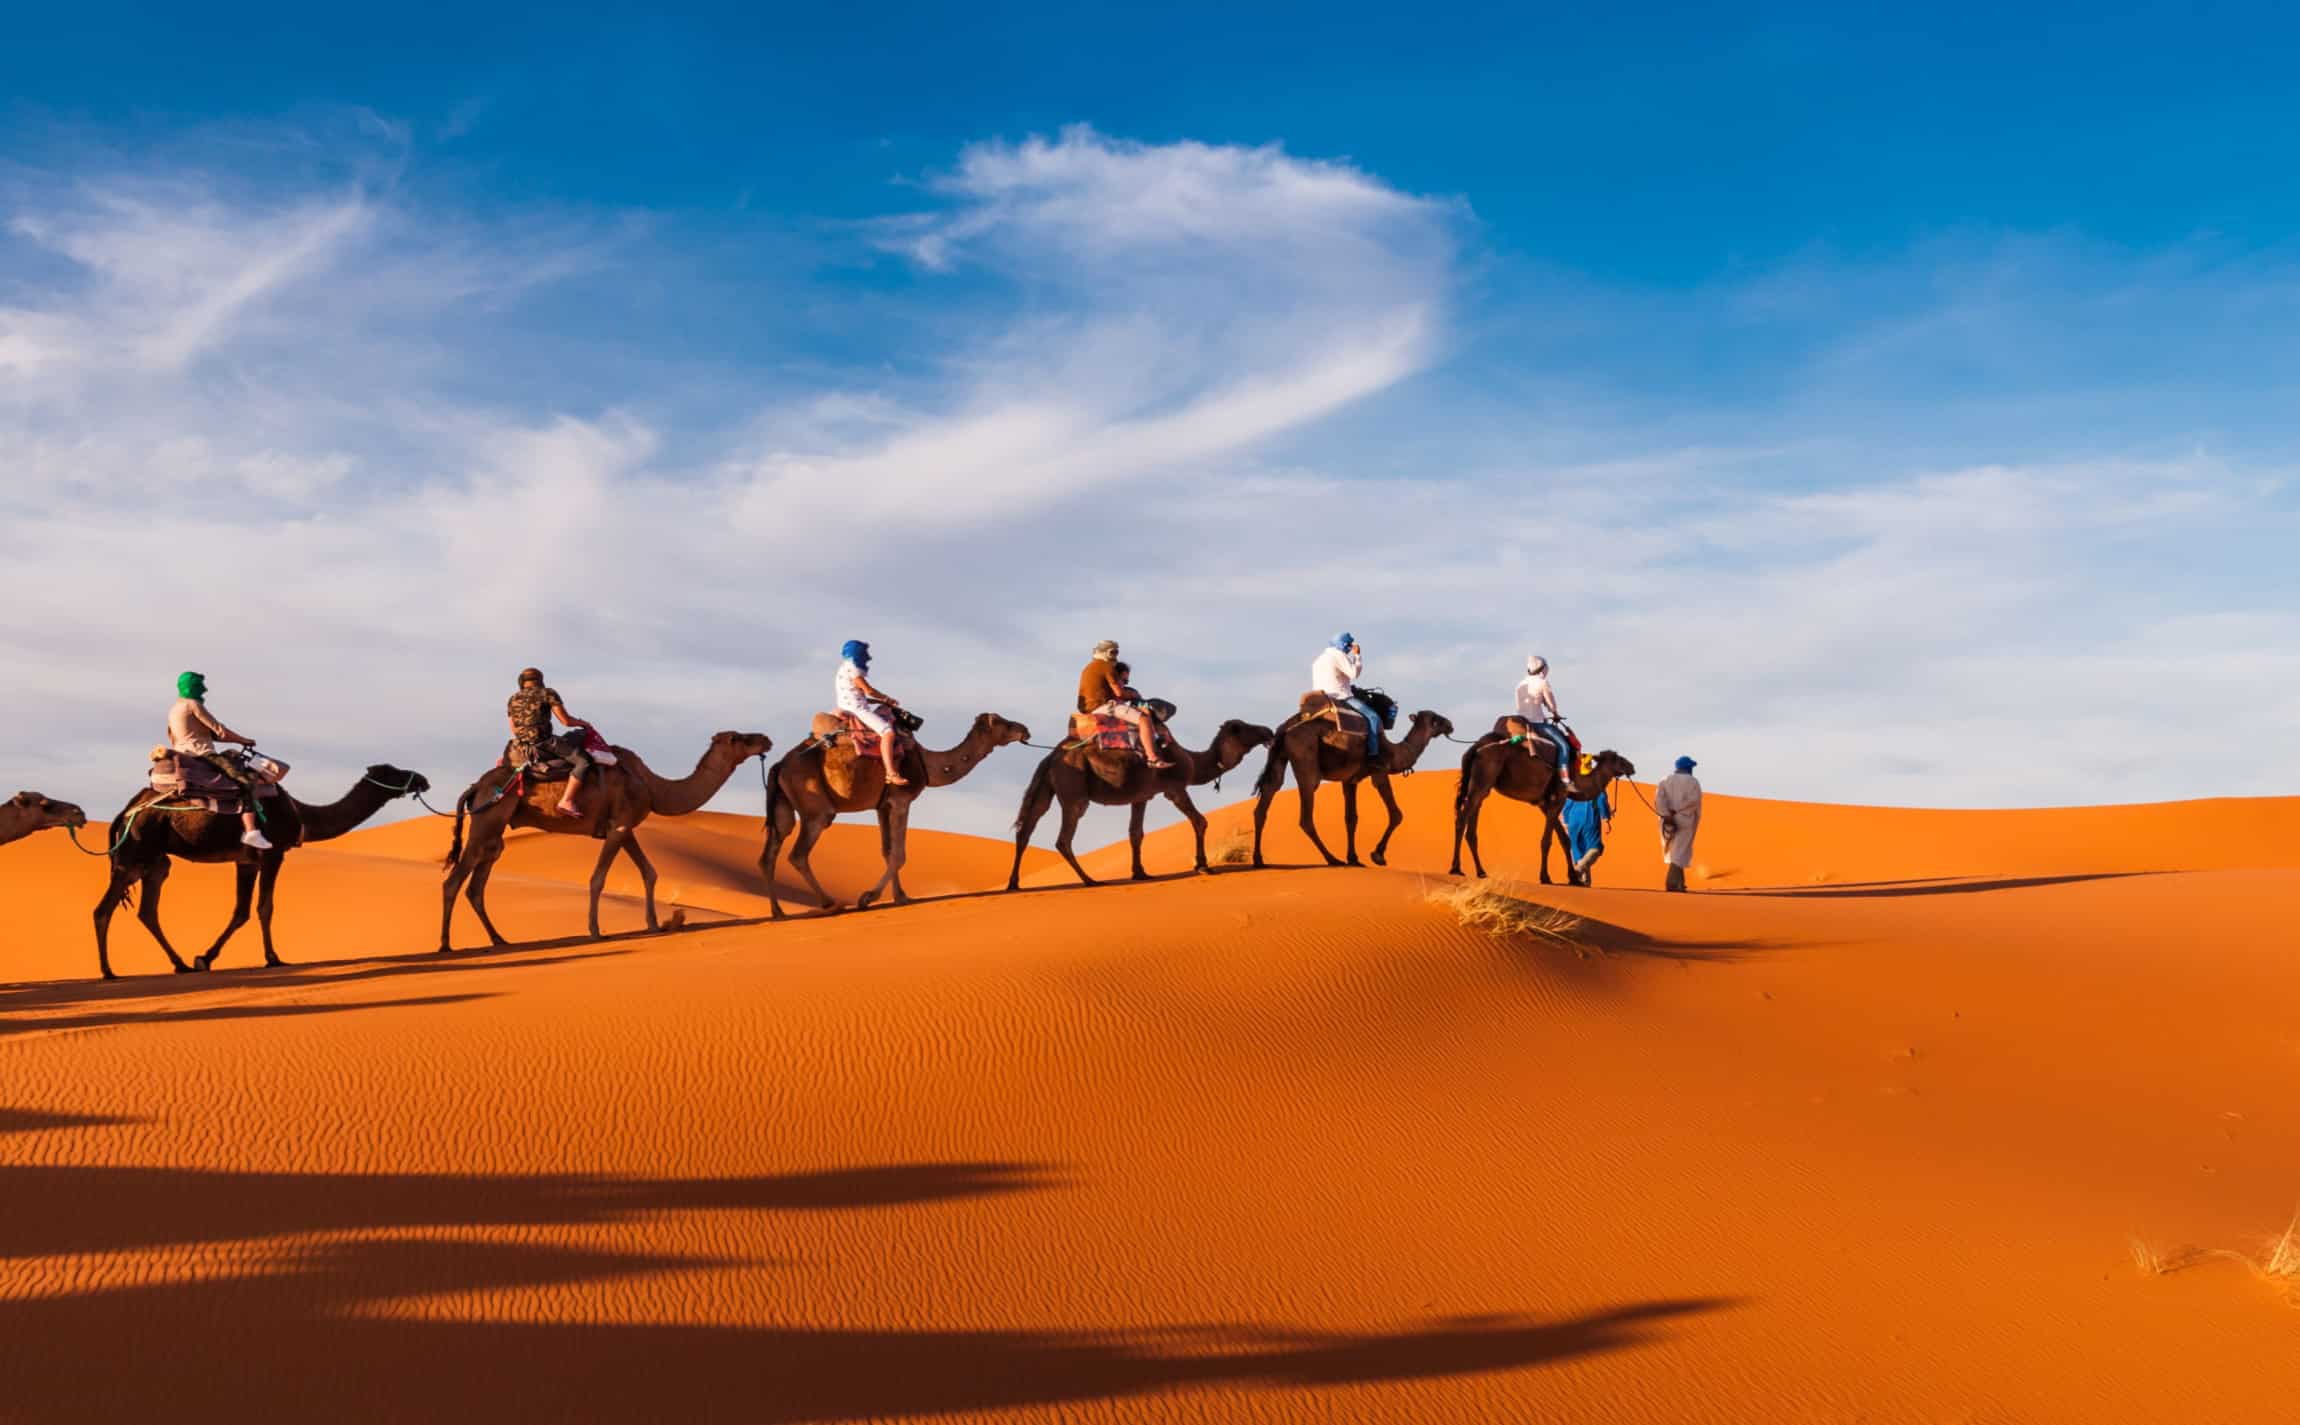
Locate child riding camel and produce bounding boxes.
[167,671,272,850]
[1078,640,1172,769]
[836,640,910,787]
[507,667,596,818]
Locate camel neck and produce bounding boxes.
[639,746,745,816]
[294,780,400,842]
[923,722,1001,787]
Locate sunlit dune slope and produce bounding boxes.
[1044,765,2300,887]
[2,811,1053,985]
[1,851,2295,1421]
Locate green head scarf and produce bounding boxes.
[177,671,208,699]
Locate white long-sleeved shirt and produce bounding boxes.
[167,698,237,756]
[1514,673,1560,723]
[1654,771,1703,822]
[1310,646,1361,699]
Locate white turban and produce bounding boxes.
[1526,655,1548,676]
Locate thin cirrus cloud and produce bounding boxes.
[1,118,2294,838]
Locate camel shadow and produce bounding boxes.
[0,1234,1732,1422]
[0,945,627,1032]
[0,991,501,1040]
[1717,872,2159,900]
[0,1113,1735,1419]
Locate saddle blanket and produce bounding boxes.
[1068,711,1146,754]
[820,712,914,761]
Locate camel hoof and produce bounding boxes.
[265,956,287,968]
[1131,871,1151,883]
[437,944,455,955]
[1370,852,1388,867]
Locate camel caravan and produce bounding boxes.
[15,636,1671,980]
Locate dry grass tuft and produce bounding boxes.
[1209,825,1253,866]
[2262,1208,2300,1287]
[2129,1238,2166,1278]
[1426,880,1590,953]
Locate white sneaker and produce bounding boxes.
[241,829,274,851]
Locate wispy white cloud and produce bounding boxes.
[2,118,2294,845]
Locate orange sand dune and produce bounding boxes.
[1055,766,2300,887]
[2,787,2296,1421]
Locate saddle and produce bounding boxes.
[145,749,287,816]
[810,710,920,762]
[1298,692,1370,738]
[497,729,619,784]
[1063,698,1177,755]
[1495,715,1583,760]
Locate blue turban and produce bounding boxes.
[1674,755,1697,772]
[840,640,870,667]
[1332,632,1356,650]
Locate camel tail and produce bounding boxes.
[762,756,784,833]
[1454,744,1481,819]
[1252,742,1289,799]
[442,786,473,869]
[1013,753,1058,831]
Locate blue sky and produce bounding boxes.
[3,4,2295,832]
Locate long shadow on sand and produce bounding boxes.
[1714,872,2158,900]
[0,1233,1729,1422]
[0,1155,1057,1260]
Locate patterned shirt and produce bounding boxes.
[506,685,565,749]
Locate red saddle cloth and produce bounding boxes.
[837,713,913,760]
[1069,711,1145,753]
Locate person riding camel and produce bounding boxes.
[167,671,272,850]
[836,640,910,788]
[1078,640,1172,769]
[1311,633,1383,763]
[1514,655,1573,777]
[507,667,596,818]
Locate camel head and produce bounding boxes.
[1217,719,1276,754]
[9,790,87,829]
[361,765,433,801]
[1412,710,1456,739]
[971,713,1033,748]
[711,731,776,762]
[1594,750,1636,781]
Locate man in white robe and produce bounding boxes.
[1654,755,1702,892]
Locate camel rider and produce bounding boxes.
[1311,633,1382,761]
[1078,640,1172,769]
[1515,655,1573,778]
[507,668,595,818]
[168,671,272,850]
[836,640,910,787]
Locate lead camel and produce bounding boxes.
[1,792,86,849]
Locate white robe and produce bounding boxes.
[1654,771,1703,867]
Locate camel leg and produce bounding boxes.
[875,804,912,906]
[856,798,912,911]
[1449,762,1476,876]
[1459,780,1496,880]
[1295,757,1342,867]
[1368,772,1405,867]
[1538,801,1562,886]
[194,862,258,971]
[91,862,145,980]
[758,788,797,920]
[1008,765,1057,892]
[621,833,662,932]
[1167,787,1210,873]
[464,847,511,948]
[785,810,840,913]
[1053,792,1096,886]
[1341,779,1362,867]
[254,853,287,967]
[1251,782,1277,869]
[132,862,195,974]
[1128,802,1151,881]
[439,812,503,952]
[586,828,630,939]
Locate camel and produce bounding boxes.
[440,731,773,951]
[91,765,431,980]
[759,713,1031,918]
[1007,718,1275,889]
[1250,706,1456,868]
[1,791,86,849]
[1450,721,1637,885]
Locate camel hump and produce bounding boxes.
[809,711,842,741]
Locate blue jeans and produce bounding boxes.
[1530,721,1572,774]
[1338,694,1384,756]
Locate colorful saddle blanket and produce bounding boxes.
[818,712,915,761]
[1069,711,1146,753]
[144,751,287,816]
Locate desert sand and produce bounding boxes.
[2,774,2296,1422]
